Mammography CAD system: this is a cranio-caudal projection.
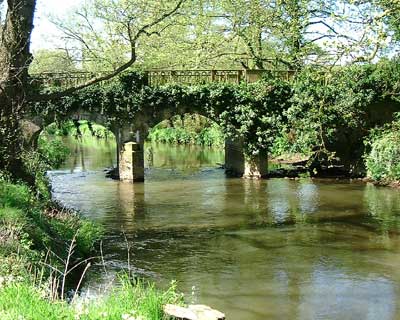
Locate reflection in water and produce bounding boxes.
[50,137,400,320]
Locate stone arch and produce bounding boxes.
[24,109,119,148]
[118,104,267,182]
[28,83,270,182]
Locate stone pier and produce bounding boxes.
[119,141,145,182]
[225,138,268,179]
[117,133,267,182]
[243,151,268,179]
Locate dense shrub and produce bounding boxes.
[38,136,70,169]
[147,114,224,147]
[365,115,400,181]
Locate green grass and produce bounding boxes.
[0,177,103,278]
[0,276,182,320]
[0,284,72,319]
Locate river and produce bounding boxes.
[49,136,400,320]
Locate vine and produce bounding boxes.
[31,58,400,171]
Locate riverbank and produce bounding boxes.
[0,276,182,320]
[0,174,183,319]
[0,176,101,289]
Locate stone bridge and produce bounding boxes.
[25,107,267,183]
[31,69,296,87]
[26,69,294,182]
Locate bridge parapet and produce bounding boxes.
[29,71,107,88]
[147,69,296,86]
[30,69,296,88]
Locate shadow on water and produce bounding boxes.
[50,137,400,320]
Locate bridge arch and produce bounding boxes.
[29,72,282,182]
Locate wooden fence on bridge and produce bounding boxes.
[30,69,297,88]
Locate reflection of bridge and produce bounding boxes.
[30,69,296,87]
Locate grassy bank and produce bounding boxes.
[0,276,181,320]
[0,176,102,282]
[0,136,184,319]
[0,177,183,319]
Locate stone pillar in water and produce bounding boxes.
[225,137,245,177]
[119,141,145,182]
[243,151,268,179]
[225,137,268,179]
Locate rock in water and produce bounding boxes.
[164,304,225,320]
[164,305,198,319]
[188,305,225,320]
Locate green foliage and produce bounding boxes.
[33,58,400,171]
[364,115,400,182]
[0,276,182,320]
[284,59,400,171]
[45,121,113,139]
[0,284,72,320]
[0,180,32,210]
[148,114,224,147]
[30,49,77,74]
[0,176,102,278]
[20,150,52,200]
[38,136,70,169]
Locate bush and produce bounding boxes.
[148,114,224,147]
[0,181,32,210]
[38,136,70,169]
[365,116,400,181]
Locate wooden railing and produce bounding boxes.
[30,69,297,88]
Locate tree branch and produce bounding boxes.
[34,0,185,101]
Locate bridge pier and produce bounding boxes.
[119,141,145,182]
[116,126,146,183]
[225,138,268,179]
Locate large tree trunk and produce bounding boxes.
[0,0,36,176]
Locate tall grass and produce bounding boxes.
[365,115,400,182]
[0,177,102,281]
[0,276,182,320]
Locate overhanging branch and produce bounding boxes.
[34,0,185,102]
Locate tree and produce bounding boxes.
[30,49,78,74]
[0,0,36,177]
[378,0,400,41]
[0,0,184,178]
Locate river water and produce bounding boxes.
[50,137,400,320]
